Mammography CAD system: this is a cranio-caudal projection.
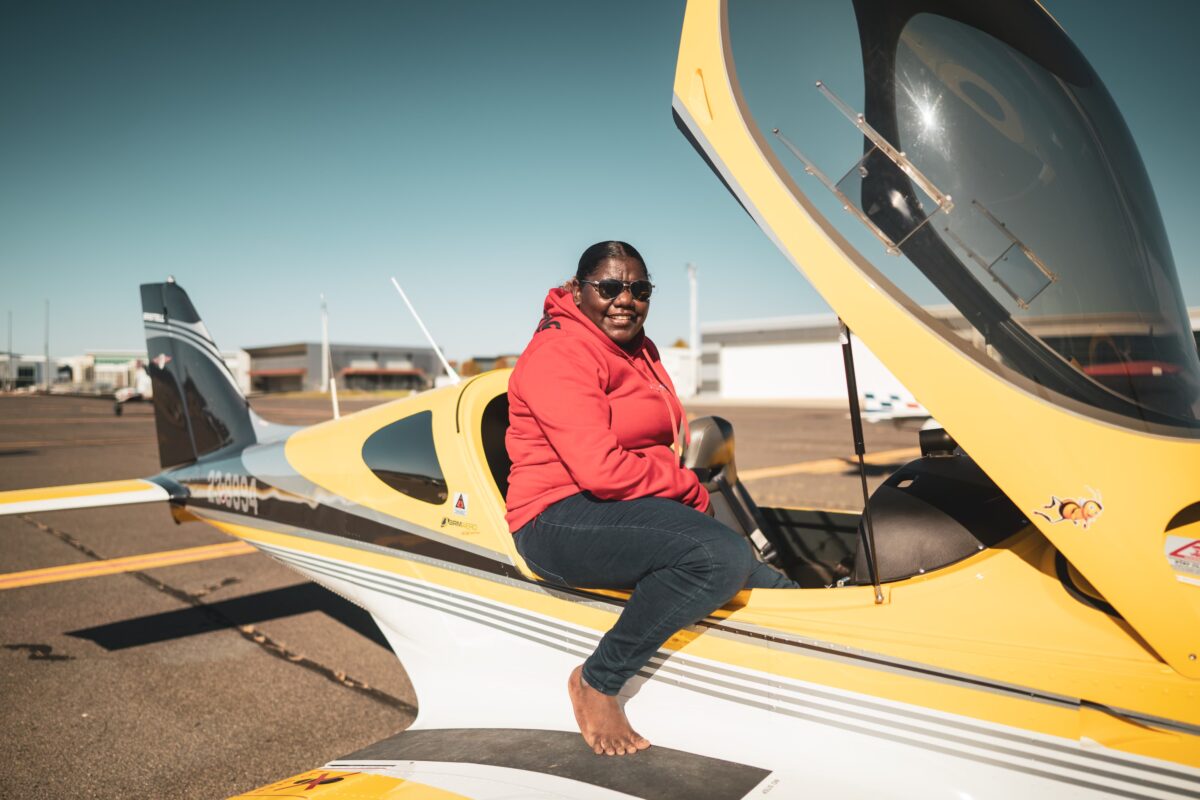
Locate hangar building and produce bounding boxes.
[245,342,442,394]
[700,307,1200,402]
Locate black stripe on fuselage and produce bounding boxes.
[179,476,521,579]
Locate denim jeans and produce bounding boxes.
[513,492,797,695]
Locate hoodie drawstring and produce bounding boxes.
[641,350,687,466]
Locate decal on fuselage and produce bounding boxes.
[1032,490,1103,529]
[440,516,479,534]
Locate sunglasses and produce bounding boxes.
[579,279,655,301]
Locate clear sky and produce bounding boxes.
[2,0,1197,362]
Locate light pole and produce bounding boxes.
[687,263,699,396]
[43,300,49,392]
[320,294,330,393]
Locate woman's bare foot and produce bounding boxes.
[567,665,651,756]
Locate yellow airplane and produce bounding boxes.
[4,0,1200,797]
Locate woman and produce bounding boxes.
[505,241,796,757]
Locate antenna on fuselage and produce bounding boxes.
[389,277,461,386]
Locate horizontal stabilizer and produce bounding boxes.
[0,479,177,516]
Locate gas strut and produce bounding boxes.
[838,320,884,604]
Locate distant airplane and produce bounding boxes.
[862,390,936,429]
[112,360,152,416]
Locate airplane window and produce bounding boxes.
[362,411,448,505]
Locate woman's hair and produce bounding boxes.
[575,241,649,281]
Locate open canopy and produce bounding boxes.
[728,0,1200,432]
[674,0,1200,677]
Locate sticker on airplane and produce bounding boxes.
[1167,539,1200,577]
[151,353,172,370]
[441,516,479,534]
[452,491,468,516]
[1032,490,1103,529]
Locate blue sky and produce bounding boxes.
[2,0,1197,361]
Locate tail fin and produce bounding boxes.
[140,280,258,468]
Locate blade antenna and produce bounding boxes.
[838,320,884,604]
[321,294,339,420]
[389,277,461,386]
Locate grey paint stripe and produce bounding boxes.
[646,640,1197,781]
[276,554,1188,799]
[245,522,1200,776]
[260,545,598,657]
[145,321,242,393]
[640,659,1198,798]
[648,676,1164,800]
[145,319,222,360]
[147,321,243,392]
[699,616,1084,710]
[269,541,1196,779]
[264,545,1198,794]
[145,321,228,367]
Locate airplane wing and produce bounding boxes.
[229,727,775,800]
[0,478,180,515]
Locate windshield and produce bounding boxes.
[728,0,1200,430]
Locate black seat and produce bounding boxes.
[480,394,512,499]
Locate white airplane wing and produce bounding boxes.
[0,479,173,515]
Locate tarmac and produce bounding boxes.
[0,392,917,799]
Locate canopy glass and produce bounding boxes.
[728,0,1200,431]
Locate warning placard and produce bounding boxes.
[1167,539,1200,576]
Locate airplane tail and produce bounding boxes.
[140,280,259,468]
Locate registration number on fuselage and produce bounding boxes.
[206,470,260,515]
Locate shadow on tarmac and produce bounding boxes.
[66,582,392,652]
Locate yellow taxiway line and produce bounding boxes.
[0,541,258,590]
[739,446,920,482]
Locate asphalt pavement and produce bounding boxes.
[0,392,917,799]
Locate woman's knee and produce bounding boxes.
[677,524,757,589]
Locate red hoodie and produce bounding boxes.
[505,288,709,532]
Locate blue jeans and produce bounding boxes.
[514,492,797,695]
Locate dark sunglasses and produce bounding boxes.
[579,279,654,301]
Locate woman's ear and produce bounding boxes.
[567,277,582,305]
